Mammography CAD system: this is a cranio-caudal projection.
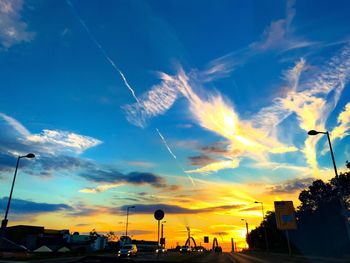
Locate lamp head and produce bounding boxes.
[24,153,35,158]
[307,130,319,136]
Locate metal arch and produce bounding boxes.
[212,237,219,249]
[185,236,197,247]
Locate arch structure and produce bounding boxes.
[212,237,219,250]
[184,236,197,247]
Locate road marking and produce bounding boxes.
[233,253,270,263]
[226,253,238,263]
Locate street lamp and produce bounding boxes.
[1,153,35,230]
[307,130,350,242]
[241,219,249,249]
[125,206,135,237]
[240,219,249,237]
[255,201,269,251]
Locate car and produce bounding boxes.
[179,245,191,253]
[118,244,137,257]
[155,247,167,254]
[195,246,205,252]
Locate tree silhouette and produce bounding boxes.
[247,162,350,256]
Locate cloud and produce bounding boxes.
[0,113,30,136]
[0,113,177,191]
[0,113,102,175]
[123,66,300,174]
[0,0,34,49]
[26,129,102,154]
[80,170,166,187]
[32,155,94,177]
[79,183,124,193]
[200,142,229,155]
[188,155,217,167]
[238,206,260,212]
[277,43,350,174]
[267,177,314,194]
[118,203,244,215]
[251,43,350,175]
[123,41,350,175]
[0,197,72,214]
[250,0,296,51]
[68,207,101,217]
[249,0,315,53]
[122,76,179,127]
[170,69,297,172]
[0,152,17,171]
[197,0,314,82]
[331,103,350,140]
[120,4,350,176]
[186,160,240,174]
[0,113,102,159]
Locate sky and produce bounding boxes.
[1,0,350,251]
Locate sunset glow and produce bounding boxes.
[1,0,350,254]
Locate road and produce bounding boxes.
[0,252,348,263]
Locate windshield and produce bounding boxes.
[2,0,350,260]
[122,245,132,249]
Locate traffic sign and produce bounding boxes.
[154,209,164,220]
[274,201,297,230]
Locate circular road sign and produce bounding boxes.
[154,209,165,220]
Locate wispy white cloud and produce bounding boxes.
[186,160,240,174]
[249,0,316,53]
[0,112,102,156]
[122,41,350,175]
[279,43,350,175]
[123,79,179,127]
[199,0,315,84]
[331,103,350,141]
[27,129,102,154]
[0,112,30,136]
[125,67,298,174]
[79,183,124,193]
[0,0,34,49]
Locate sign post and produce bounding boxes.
[154,209,165,246]
[274,201,297,256]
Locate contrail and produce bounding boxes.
[66,0,194,186]
[156,128,177,159]
[65,0,140,104]
[156,128,195,186]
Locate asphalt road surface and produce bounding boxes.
[0,252,349,263]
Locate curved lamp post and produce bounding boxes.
[255,201,269,251]
[1,153,35,229]
[125,206,135,237]
[240,219,249,237]
[241,218,249,249]
[307,130,350,243]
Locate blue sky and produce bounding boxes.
[1,0,350,249]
